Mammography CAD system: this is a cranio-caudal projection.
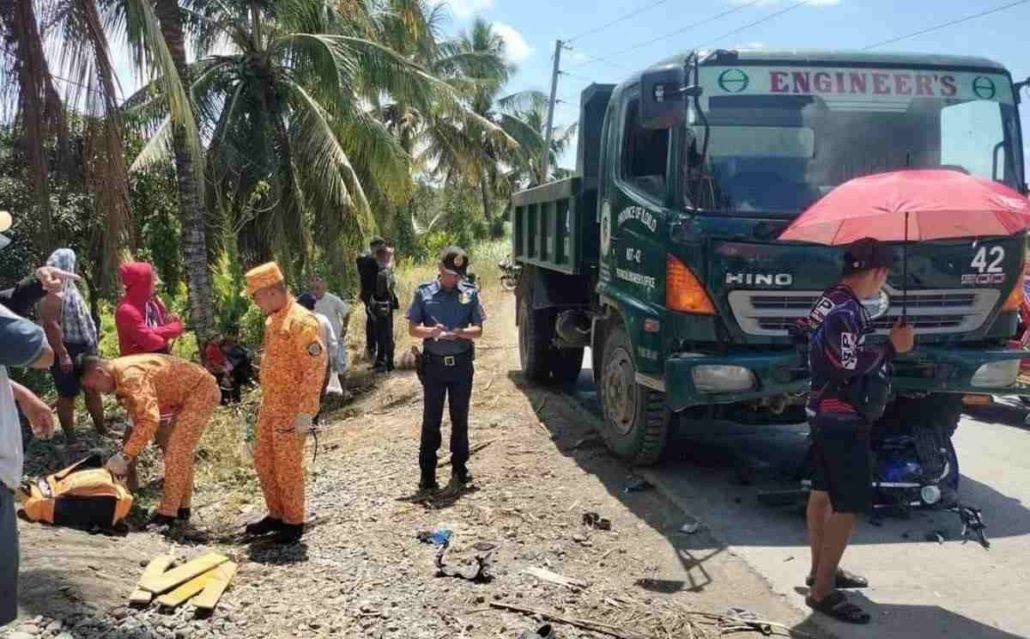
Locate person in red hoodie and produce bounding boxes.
[114,262,184,489]
[115,262,183,356]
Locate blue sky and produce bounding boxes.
[441,0,1030,172]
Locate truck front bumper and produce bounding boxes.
[663,346,1028,412]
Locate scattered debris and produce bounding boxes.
[678,518,701,535]
[193,561,239,612]
[622,477,652,494]
[718,606,773,635]
[491,601,646,639]
[925,530,947,544]
[519,623,556,639]
[140,552,229,595]
[437,440,494,468]
[523,566,589,591]
[582,511,612,531]
[416,528,453,546]
[128,556,174,606]
[955,505,990,549]
[435,544,493,583]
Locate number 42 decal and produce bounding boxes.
[971,246,1005,274]
[962,246,1006,285]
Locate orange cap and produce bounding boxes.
[244,262,285,295]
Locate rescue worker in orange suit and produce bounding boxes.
[243,263,326,544]
[77,354,220,529]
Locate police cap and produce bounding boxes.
[439,246,469,276]
[843,237,894,272]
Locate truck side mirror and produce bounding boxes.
[640,66,698,130]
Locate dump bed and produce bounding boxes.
[511,83,614,278]
[511,178,596,275]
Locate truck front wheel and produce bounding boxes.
[598,322,669,466]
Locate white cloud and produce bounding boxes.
[494,22,533,63]
[446,0,494,19]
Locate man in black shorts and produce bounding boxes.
[804,238,914,624]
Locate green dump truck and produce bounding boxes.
[512,49,1029,466]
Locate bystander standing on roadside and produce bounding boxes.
[0,209,57,627]
[310,275,350,390]
[803,238,914,624]
[371,245,399,372]
[298,292,341,420]
[38,248,105,441]
[357,237,386,362]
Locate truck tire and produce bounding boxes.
[597,322,669,466]
[518,295,551,383]
[551,348,585,385]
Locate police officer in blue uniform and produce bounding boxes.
[406,246,484,492]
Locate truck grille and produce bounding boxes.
[728,287,999,337]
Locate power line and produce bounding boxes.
[864,0,1030,50]
[697,0,809,48]
[566,0,766,71]
[567,49,633,72]
[566,0,675,44]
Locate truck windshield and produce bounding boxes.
[687,67,1024,215]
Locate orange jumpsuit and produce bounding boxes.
[254,298,326,525]
[111,354,221,517]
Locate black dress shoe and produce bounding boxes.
[177,508,191,522]
[245,516,284,536]
[271,523,304,544]
[147,512,178,529]
[418,480,440,494]
[452,468,473,486]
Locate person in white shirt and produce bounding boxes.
[309,276,350,388]
[297,293,341,422]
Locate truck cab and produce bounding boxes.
[513,49,1028,465]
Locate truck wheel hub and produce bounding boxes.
[603,347,636,434]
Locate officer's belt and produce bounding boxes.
[423,350,471,367]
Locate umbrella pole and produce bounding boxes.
[902,211,909,323]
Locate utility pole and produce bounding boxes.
[541,39,563,183]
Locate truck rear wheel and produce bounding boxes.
[518,296,584,385]
[597,322,669,466]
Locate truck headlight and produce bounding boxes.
[692,365,756,392]
[971,360,1020,388]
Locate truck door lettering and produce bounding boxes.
[615,268,656,289]
[617,206,657,233]
[625,247,642,264]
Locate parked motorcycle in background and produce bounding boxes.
[499,256,521,291]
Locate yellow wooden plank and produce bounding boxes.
[141,552,228,594]
[155,567,222,609]
[191,561,238,611]
[128,556,174,606]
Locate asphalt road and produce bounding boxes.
[573,352,1030,638]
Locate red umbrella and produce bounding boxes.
[779,169,1030,317]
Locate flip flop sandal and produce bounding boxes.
[806,591,871,625]
[806,568,869,589]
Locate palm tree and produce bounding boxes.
[112,0,216,339]
[135,0,484,274]
[1,0,134,278]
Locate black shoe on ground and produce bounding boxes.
[177,507,191,522]
[147,512,178,530]
[452,468,473,486]
[245,516,284,536]
[271,523,304,544]
[418,479,440,495]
